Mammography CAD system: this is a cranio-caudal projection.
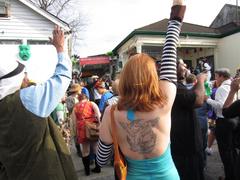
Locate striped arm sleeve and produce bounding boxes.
[96,139,113,167]
[159,19,182,84]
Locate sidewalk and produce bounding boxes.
[205,141,225,180]
[71,141,224,180]
[70,144,114,180]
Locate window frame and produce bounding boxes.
[0,0,10,18]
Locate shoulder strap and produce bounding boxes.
[110,105,121,158]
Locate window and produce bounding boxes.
[142,46,162,60]
[118,61,123,69]
[27,40,51,45]
[0,0,9,18]
[0,39,21,44]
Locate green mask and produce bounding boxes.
[19,45,31,61]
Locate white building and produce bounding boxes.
[113,4,240,77]
[0,0,71,82]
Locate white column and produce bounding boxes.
[22,39,27,45]
[136,42,142,53]
[213,47,219,69]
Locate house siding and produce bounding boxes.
[217,32,240,75]
[0,0,54,40]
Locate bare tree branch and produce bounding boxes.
[48,0,55,6]
[31,0,88,55]
[56,0,71,16]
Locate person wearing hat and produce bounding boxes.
[0,26,77,180]
[81,86,90,100]
[95,80,113,113]
[66,83,85,158]
[69,83,82,93]
[66,83,82,114]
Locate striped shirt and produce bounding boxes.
[96,139,113,167]
[159,20,182,84]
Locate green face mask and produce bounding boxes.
[19,45,31,61]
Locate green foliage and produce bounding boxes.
[106,51,113,57]
[71,55,79,66]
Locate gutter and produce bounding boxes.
[112,28,240,54]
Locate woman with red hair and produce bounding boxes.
[96,0,186,179]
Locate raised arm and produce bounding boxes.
[96,106,113,167]
[207,85,230,111]
[223,78,240,109]
[96,0,186,167]
[158,0,186,105]
[222,78,240,118]
[20,26,72,118]
[193,73,208,107]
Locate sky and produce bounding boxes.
[74,0,238,57]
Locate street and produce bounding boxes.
[70,143,114,180]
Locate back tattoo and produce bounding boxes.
[119,117,160,154]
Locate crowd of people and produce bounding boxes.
[1,0,240,180]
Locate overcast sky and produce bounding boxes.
[74,0,238,57]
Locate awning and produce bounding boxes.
[79,56,110,65]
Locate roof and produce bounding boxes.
[137,19,219,34]
[113,18,240,53]
[210,4,239,28]
[79,56,110,65]
[18,0,70,31]
[217,21,240,33]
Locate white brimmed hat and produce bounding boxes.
[0,50,26,100]
[0,50,25,81]
[0,60,25,81]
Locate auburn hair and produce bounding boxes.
[117,53,167,112]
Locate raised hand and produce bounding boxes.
[49,25,65,53]
[230,78,240,93]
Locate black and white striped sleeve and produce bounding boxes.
[159,5,186,84]
[96,139,113,167]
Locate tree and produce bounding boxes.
[31,0,87,54]
[106,51,114,57]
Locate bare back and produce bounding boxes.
[100,105,171,160]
